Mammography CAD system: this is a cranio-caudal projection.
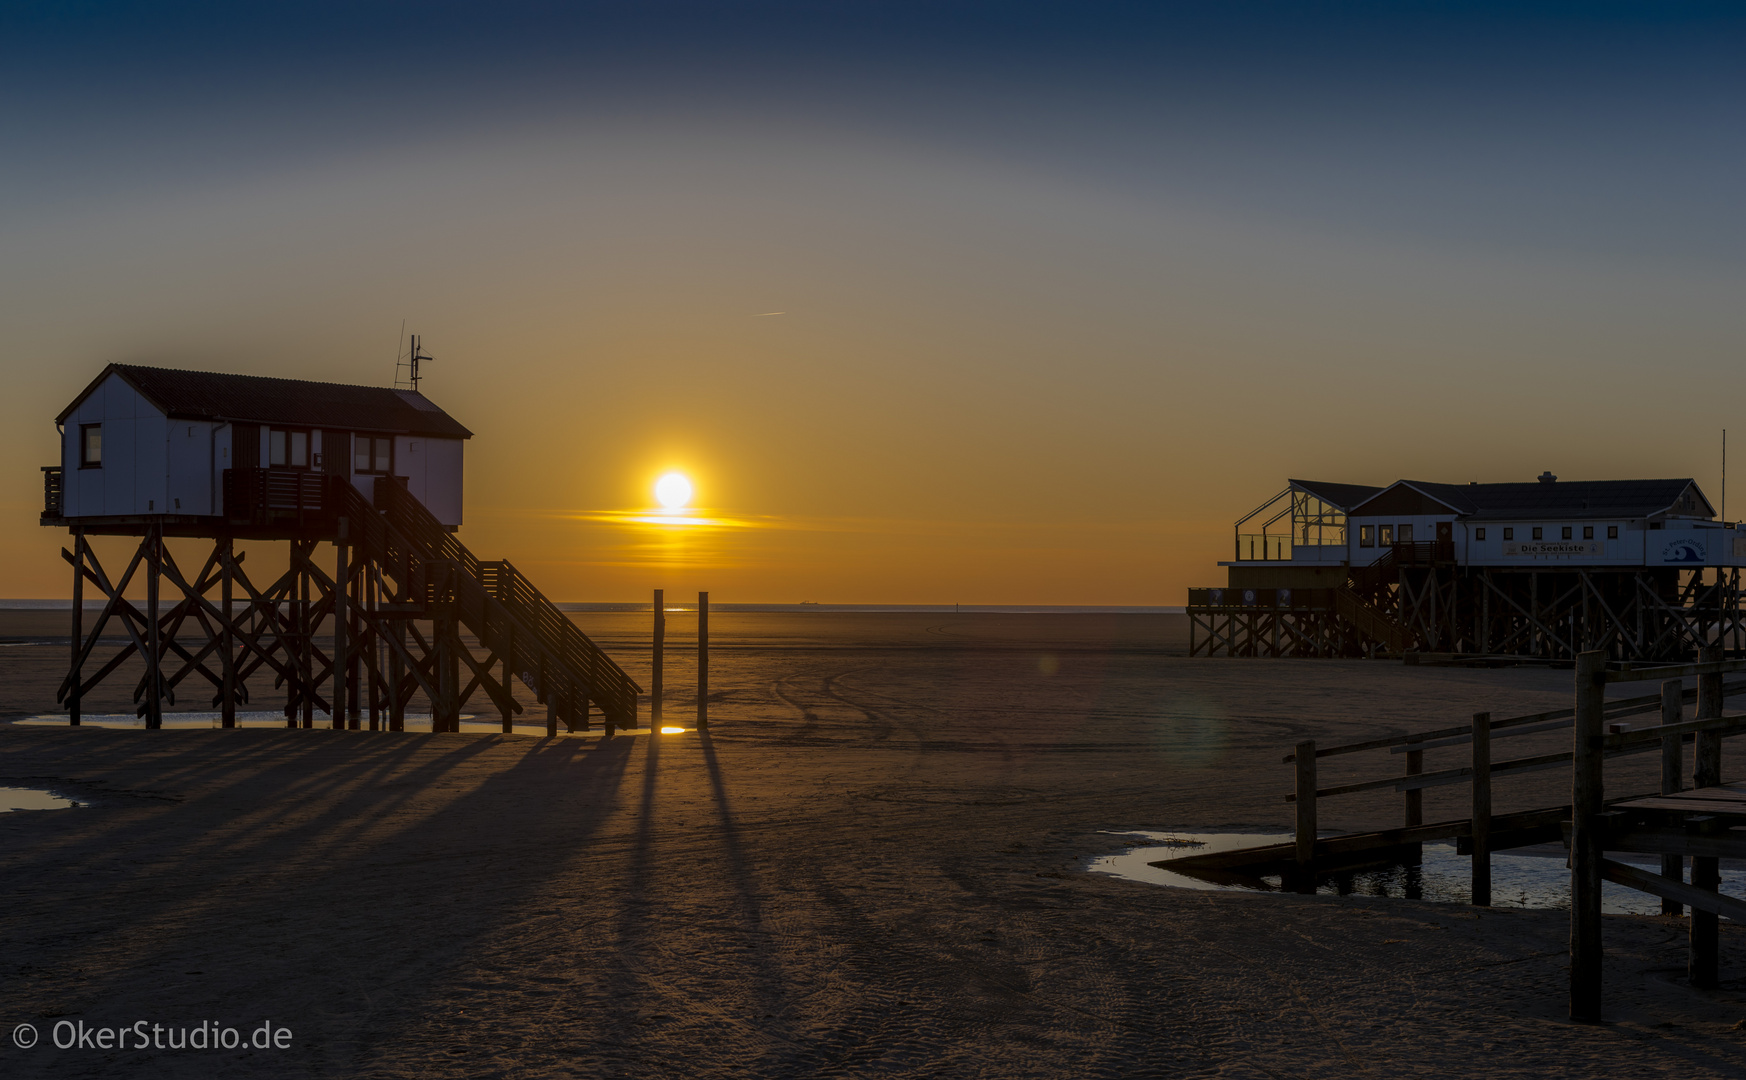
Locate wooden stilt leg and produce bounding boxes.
[333,526,348,731]
[500,630,514,735]
[221,538,236,728]
[69,528,83,727]
[145,527,163,730]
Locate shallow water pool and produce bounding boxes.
[0,786,82,811]
[1090,830,1746,916]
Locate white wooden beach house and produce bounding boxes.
[48,364,471,528]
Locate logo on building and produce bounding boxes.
[1662,539,1706,563]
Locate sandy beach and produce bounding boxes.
[4,610,1746,1078]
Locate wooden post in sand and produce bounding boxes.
[652,589,665,727]
[1294,740,1316,876]
[697,591,709,730]
[1403,744,1423,827]
[1660,679,1684,916]
[1470,711,1491,907]
[1692,645,1723,989]
[1569,649,1606,1022]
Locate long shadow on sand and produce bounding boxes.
[0,727,637,1073]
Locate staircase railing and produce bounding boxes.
[365,479,642,725]
[1335,587,1408,653]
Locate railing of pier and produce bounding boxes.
[1281,668,1746,904]
[1568,647,1746,1021]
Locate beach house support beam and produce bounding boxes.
[220,539,236,727]
[333,523,349,730]
[68,528,84,726]
[145,525,163,729]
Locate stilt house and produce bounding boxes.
[40,363,641,736]
[46,364,469,531]
[1190,474,1746,660]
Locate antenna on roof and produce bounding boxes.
[394,331,434,394]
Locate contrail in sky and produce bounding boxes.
[751,311,785,316]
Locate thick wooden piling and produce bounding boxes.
[1294,739,1316,877]
[299,543,315,728]
[500,629,515,735]
[1692,645,1723,988]
[389,614,406,733]
[333,522,349,731]
[68,529,83,727]
[697,591,710,730]
[652,588,665,726]
[145,526,163,730]
[1661,679,1684,916]
[367,569,381,731]
[1471,711,1492,907]
[1570,649,1606,1023]
[220,538,236,728]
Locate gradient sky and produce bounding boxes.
[3,2,1743,602]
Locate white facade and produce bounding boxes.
[1343,513,1746,568]
[60,373,230,518]
[58,371,465,527]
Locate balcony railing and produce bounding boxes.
[41,466,62,519]
[1234,533,1291,561]
[1188,587,1336,610]
[224,468,343,529]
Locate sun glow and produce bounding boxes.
[655,473,693,510]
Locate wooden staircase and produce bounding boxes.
[340,478,642,731]
[1339,547,1410,653]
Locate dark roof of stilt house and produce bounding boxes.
[1351,478,1711,521]
[1288,480,1384,510]
[57,364,473,439]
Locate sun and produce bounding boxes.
[654,472,693,510]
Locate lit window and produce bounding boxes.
[80,424,102,468]
[1503,528,1514,541]
[1359,525,1374,548]
[1380,525,1393,546]
[1532,527,1543,540]
[1583,526,1593,540]
[1607,525,1618,539]
[1475,527,1486,541]
[1562,526,1572,540]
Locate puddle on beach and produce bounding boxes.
[1091,831,1746,916]
[16,713,672,737]
[1,786,83,811]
